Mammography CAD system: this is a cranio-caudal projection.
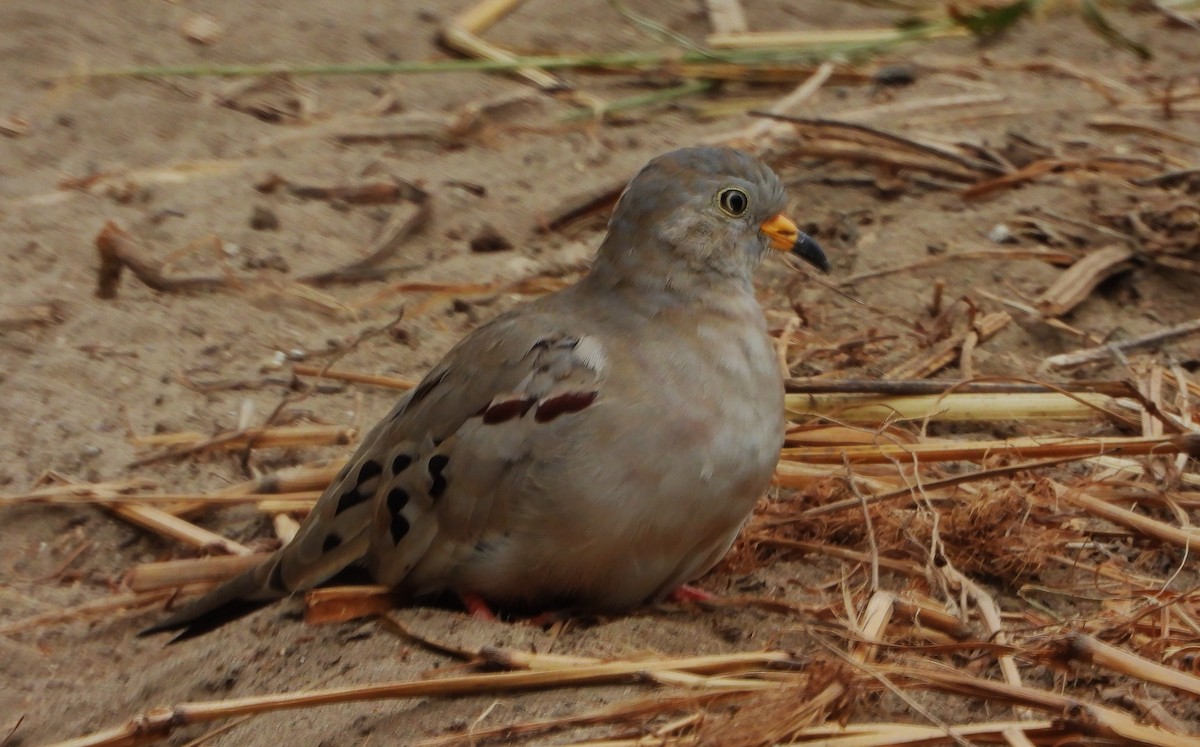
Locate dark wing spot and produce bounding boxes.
[335,459,384,515]
[391,453,413,475]
[356,460,383,489]
[428,455,450,476]
[482,396,535,424]
[535,390,598,422]
[381,484,411,564]
[428,454,450,499]
[335,487,369,516]
[390,513,410,543]
[322,534,341,552]
[386,487,409,515]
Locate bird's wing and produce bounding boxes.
[144,298,608,638]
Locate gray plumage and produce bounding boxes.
[144,146,828,638]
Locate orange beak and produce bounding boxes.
[760,213,829,272]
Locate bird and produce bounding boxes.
[144,146,829,639]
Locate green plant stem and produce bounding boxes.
[78,24,950,79]
[562,79,716,122]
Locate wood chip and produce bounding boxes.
[1044,317,1200,370]
[0,301,66,331]
[127,554,269,591]
[703,0,747,35]
[1034,245,1135,318]
[884,312,1011,380]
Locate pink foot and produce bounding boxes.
[668,584,715,603]
[525,609,571,627]
[457,591,498,621]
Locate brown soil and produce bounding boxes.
[3,2,1199,746]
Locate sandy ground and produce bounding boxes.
[3,2,1200,745]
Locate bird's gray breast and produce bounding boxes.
[443,288,784,608]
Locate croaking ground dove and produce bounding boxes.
[145,146,829,638]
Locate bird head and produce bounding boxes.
[594,147,829,291]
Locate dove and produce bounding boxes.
[144,146,828,638]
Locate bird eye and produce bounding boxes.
[717,187,749,217]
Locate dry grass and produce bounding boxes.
[5,0,1200,744]
[9,366,1200,747]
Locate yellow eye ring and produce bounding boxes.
[717,187,749,217]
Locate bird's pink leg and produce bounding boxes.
[457,590,498,621]
[456,592,567,625]
[668,584,715,603]
[525,609,571,627]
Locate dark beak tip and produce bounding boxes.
[792,233,830,273]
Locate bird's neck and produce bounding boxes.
[582,233,757,316]
[579,254,758,320]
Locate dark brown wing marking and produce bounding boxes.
[535,390,598,422]
[481,396,536,424]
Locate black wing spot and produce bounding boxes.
[322,534,342,552]
[357,460,383,489]
[386,488,411,542]
[335,459,383,516]
[390,513,411,543]
[428,454,449,476]
[387,487,409,515]
[335,487,368,516]
[428,454,450,499]
[391,453,413,475]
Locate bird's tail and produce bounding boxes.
[141,423,416,641]
[138,555,286,641]
[141,519,373,641]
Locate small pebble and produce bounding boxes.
[250,205,280,231]
[469,224,513,253]
[872,64,917,87]
[180,13,223,45]
[988,224,1016,244]
[262,351,287,371]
